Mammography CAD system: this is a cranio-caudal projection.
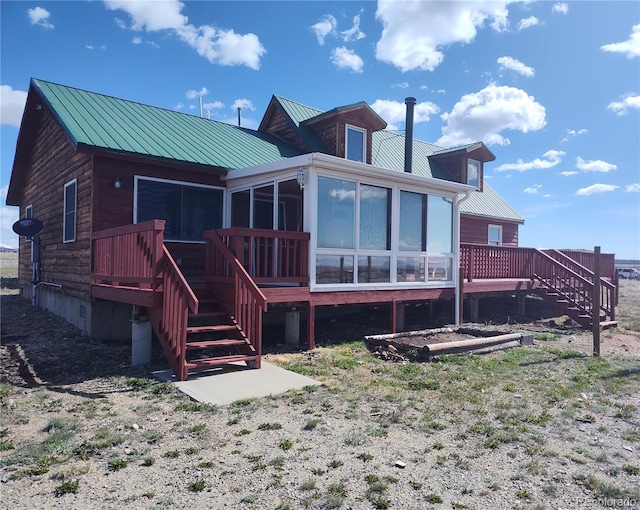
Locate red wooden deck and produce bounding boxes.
[90,223,618,379]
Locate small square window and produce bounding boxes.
[488,225,502,246]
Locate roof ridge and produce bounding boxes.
[32,77,239,130]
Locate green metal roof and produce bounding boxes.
[273,95,323,126]
[461,182,523,222]
[32,79,302,170]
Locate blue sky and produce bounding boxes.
[1,1,639,258]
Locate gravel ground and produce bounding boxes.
[1,280,639,510]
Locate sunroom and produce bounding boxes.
[223,152,473,293]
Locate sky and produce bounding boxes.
[1,0,639,259]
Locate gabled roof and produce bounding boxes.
[301,101,387,131]
[28,79,303,170]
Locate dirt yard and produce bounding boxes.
[1,271,639,509]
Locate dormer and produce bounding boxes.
[428,142,495,191]
[300,103,387,164]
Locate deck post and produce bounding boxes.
[467,297,479,322]
[307,304,315,350]
[517,293,526,316]
[592,246,601,357]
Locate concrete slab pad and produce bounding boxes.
[153,362,322,406]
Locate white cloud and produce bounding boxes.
[0,186,19,249]
[392,82,409,89]
[186,87,209,99]
[232,99,255,111]
[104,0,266,69]
[174,102,184,110]
[311,14,337,45]
[495,149,565,172]
[552,3,569,15]
[517,16,540,31]
[576,184,619,196]
[330,47,364,73]
[625,183,640,192]
[560,127,588,143]
[341,14,365,42]
[204,101,224,110]
[132,37,142,44]
[559,170,578,176]
[371,99,439,131]
[497,56,534,77]
[601,23,640,58]
[607,94,640,115]
[437,84,546,147]
[86,44,107,51]
[524,184,542,194]
[0,85,28,127]
[28,7,54,29]
[576,156,617,173]
[375,0,511,72]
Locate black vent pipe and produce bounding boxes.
[404,97,416,173]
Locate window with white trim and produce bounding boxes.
[467,159,480,189]
[63,180,77,243]
[345,125,366,163]
[488,224,502,246]
[135,177,223,242]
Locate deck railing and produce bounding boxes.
[558,249,616,278]
[204,230,267,367]
[460,243,614,320]
[91,220,165,289]
[212,227,310,285]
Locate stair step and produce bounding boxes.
[599,320,618,329]
[186,339,249,350]
[187,325,238,334]
[185,354,259,369]
[189,311,226,319]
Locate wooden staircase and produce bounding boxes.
[532,249,617,329]
[183,284,259,373]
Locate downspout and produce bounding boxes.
[454,190,473,326]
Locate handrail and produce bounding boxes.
[204,230,267,365]
[533,248,613,319]
[150,246,199,381]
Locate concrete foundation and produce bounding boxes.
[131,318,152,366]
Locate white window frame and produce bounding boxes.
[134,175,225,244]
[312,169,456,291]
[63,179,77,243]
[488,224,502,246]
[345,124,367,163]
[467,159,480,189]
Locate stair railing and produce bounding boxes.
[533,249,613,321]
[543,249,616,320]
[204,230,267,368]
[148,246,199,381]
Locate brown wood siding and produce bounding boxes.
[91,156,226,232]
[17,109,93,300]
[260,106,308,151]
[460,214,519,247]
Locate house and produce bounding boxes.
[6,79,616,380]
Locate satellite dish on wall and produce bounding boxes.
[12,218,44,237]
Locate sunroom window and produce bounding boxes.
[135,177,223,242]
[345,125,366,163]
